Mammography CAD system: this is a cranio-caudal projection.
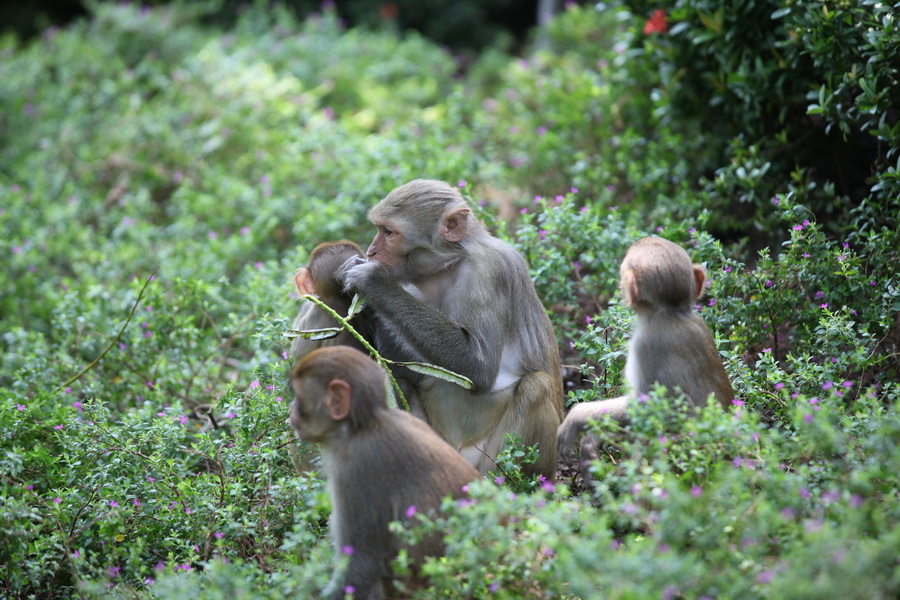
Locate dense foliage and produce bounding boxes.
[1,1,897,598]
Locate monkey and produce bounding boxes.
[290,240,373,362]
[557,236,735,472]
[340,179,564,479]
[289,345,479,600]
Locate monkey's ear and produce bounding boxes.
[622,270,640,306]
[325,379,352,421]
[440,207,470,243]
[294,267,316,296]
[692,265,706,299]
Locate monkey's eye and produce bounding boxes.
[382,227,394,237]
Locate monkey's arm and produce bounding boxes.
[343,262,502,392]
[557,396,630,459]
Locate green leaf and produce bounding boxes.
[347,293,366,317]
[282,328,343,341]
[394,361,474,389]
[770,7,791,20]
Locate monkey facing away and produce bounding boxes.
[290,240,373,362]
[341,179,565,478]
[289,346,479,600]
[557,236,735,466]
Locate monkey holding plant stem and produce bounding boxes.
[341,179,564,478]
[557,236,734,467]
[289,346,479,599]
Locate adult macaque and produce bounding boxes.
[290,240,373,362]
[341,179,564,478]
[557,236,734,467]
[289,346,479,599]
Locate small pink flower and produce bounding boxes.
[406,505,416,518]
[342,545,354,556]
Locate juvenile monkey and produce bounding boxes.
[557,236,734,466]
[290,240,373,361]
[289,346,479,600]
[341,179,564,478]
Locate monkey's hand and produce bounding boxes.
[339,255,376,293]
[557,403,595,464]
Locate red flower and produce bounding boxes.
[643,9,668,35]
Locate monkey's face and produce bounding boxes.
[366,222,405,271]
[289,376,334,443]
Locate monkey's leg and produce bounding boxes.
[506,370,562,480]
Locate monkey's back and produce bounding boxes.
[628,309,734,408]
[324,409,478,563]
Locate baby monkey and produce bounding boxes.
[290,240,372,361]
[558,237,734,470]
[289,346,479,599]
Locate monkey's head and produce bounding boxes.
[294,241,364,299]
[289,346,386,442]
[365,179,479,281]
[620,237,705,311]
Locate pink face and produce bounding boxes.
[367,223,403,269]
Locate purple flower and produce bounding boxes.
[406,505,416,518]
[215,532,225,539]
[342,545,354,556]
[756,570,774,584]
[16,404,25,411]
[691,486,703,497]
